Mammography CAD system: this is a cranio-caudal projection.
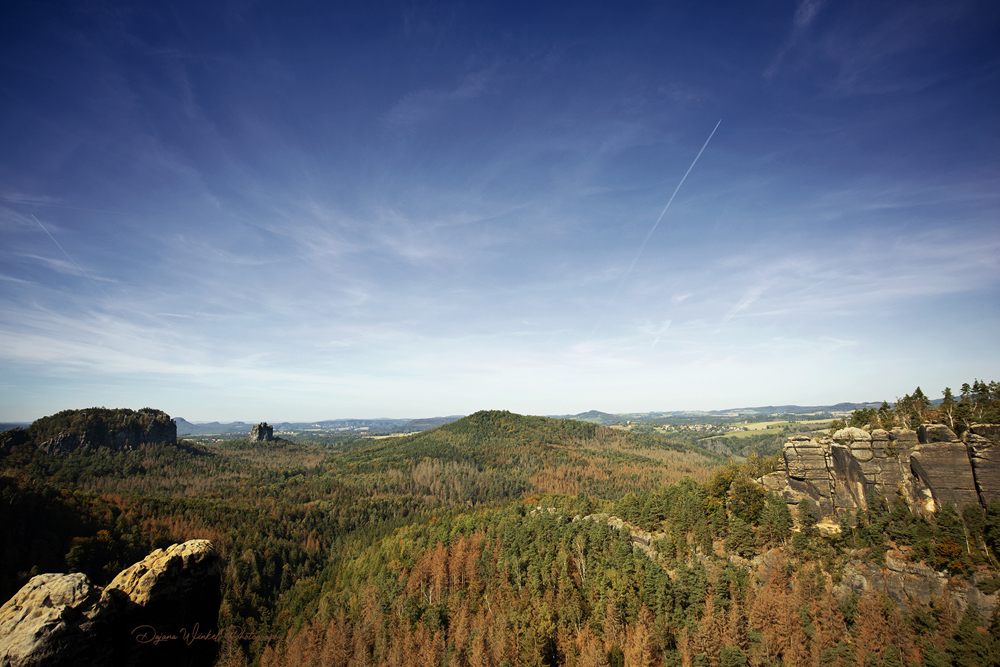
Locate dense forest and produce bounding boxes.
[2,382,1000,666]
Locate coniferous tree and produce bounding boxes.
[946,612,994,667]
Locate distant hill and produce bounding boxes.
[0,423,30,433]
[0,408,176,456]
[555,410,620,424]
[174,416,464,437]
[549,402,891,425]
[330,409,722,501]
[397,415,463,431]
[173,419,252,436]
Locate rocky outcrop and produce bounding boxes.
[834,550,998,620]
[762,424,1000,525]
[910,428,980,513]
[249,422,274,442]
[0,408,177,457]
[0,573,111,666]
[581,508,1000,622]
[0,540,221,667]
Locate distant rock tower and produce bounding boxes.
[249,422,274,442]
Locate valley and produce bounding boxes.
[1,382,1000,666]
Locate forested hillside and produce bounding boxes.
[3,395,1000,666]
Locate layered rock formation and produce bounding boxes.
[834,550,998,620]
[249,422,274,442]
[762,424,1000,526]
[0,408,177,457]
[0,540,221,667]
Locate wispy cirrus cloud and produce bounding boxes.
[765,0,828,80]
[383,72,491,129]
[766,1,974,95]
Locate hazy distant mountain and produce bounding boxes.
[549,402,888,425]
[173,402,884,436]
[554,410,620,424]
[397,416,464,431]
[0,422,31,433]
[173,416,464,436]
[173,419,252,436]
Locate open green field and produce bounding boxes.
[703,418,833,439]
[744,418,832,430]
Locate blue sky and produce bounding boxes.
[1,1,998,422]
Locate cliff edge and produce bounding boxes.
[0,540,221,667]
[0,408,177,457]
[762,424,1000,527]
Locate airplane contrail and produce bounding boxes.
[32,213,121,309]
[590,119,721,337]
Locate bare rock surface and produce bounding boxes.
[767,424,1000,523]
[834,554,998,621]
[0,572,110,667]
[249,422,274,442]
[108,539,220,606]
[910,441,980,512]
[1,408,177,457]
[969,435,1000,505]
[0,540,220,667]
[972,425,1000,441]
[832,427,871,444]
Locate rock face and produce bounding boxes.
[0,572,111,666]
[834,551,999,620]
[0,540,221,667]
[249,422,274,442]
[0,408,177,457]
[762,424,1000,525]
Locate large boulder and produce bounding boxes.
[832,427,872,444]
[107,540,223,667]
[0,572,112,666]
[0,540,221,667]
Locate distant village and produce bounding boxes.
[618,420,751,433]
[663,423,749,432]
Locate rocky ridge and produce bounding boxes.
[834,550,998,620]
[572,507,1000,621]
[0,408,177,457]
[762,424,1000,528]
[0,540,221,667]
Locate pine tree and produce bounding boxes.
[877,644,901,667]
[719,645,747,667]
[604,599,626,657]
[322,610,353,667]
[697,592,723,667]
[946,612,994,667]
[809,584,848,666]
[450,600,472,666]
[576,626,611,667]
[216,628,248,667]
[624,605,656,667]
[678,626,694,667]
[723,583,749,654]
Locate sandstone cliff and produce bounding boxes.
[0,408,177,457]
[0,540,221,667]
[249,422,274,442]
[833,549,998,620]
[762,424,1000,527]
